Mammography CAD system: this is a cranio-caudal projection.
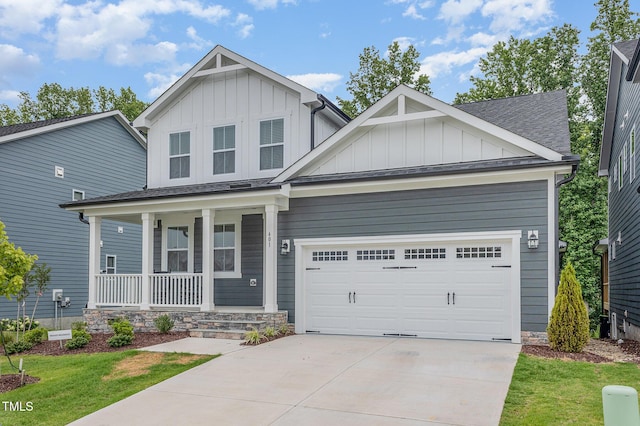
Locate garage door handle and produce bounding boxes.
[453,292,455,305]
[349,292,352,303]
[353,292,356,303]
[447,292,450,305]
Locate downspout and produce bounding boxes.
[553,162,579,288]
[310,99,326,151]
[555,163,578,188]
[78,212,89,225]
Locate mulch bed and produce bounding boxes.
[0,331,190,393]
[521,344,612,363]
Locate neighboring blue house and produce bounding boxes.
[63,46,578,343]
[599,38,640,340]
[0,111,146,327]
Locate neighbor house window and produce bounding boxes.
[259,118,284,170]
[167,226,189,272]
[619,154,624,190]
[214,224,236,272]
[213,125,235,175]
[105,255,116,274]
[72,189,85,201]
[631,126,636,182]
[169,131,190,179]
[623,142,628,173]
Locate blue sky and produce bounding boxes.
[0,0,638,109]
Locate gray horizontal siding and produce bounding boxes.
[608,67,640,327]
[278,180,549,332]
[0,116,145,320]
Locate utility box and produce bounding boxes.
[52,289,63,302]
[603,385,640,426]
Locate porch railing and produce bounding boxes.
[94,273,204,307]
[151,273,203,306]
[96,274,142,306]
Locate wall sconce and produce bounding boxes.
[281,239,290,255]
[527,230,539,249]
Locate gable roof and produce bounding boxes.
[599,39,640,176]
[0,110,146,148]
[133,45,327,131]
[273,85,570,183]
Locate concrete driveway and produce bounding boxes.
[70,335,520,426]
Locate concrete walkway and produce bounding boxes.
[70,335,520,426]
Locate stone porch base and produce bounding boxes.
[520,331,548,345]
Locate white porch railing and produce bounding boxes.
[150,273,203,306]
[96,274,142,306]
[94,273,204,307]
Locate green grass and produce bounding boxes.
[0,351,216,425]
[501,353,640,425]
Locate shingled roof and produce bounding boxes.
[455,90,571,155]
[0,113,99,137]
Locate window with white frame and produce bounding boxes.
[167,226,189,272]
[214,224,238,274]
[169,131,190,179]
[259,118,284,170]
[631,126,636,182]
[213,125,235,175]
[72,189,85,201]
[105,255,116,274]
[623,142,628,173]
[619,154,624,190]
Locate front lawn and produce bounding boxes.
[501,353,640,425]
[1,350,216,425]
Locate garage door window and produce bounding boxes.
[456,246,501,259]
[312,251,348,261]
[404,248,446,259]
[356,249,395,260]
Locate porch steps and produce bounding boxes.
[189,319,267,340]
[189,329,248,340]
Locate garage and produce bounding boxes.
[294,232,521,342]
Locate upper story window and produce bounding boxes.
[631,126,636,182]
[618,154,624,190]
[72,189,85,201]
[169,131,190,179]
[167,226,189,272]
[213,125,236,175]
[260,118,284,170]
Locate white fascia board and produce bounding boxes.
[289,165,573,199]
[274,85,565,183]
[0,111,145,148]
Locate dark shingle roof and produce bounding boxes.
[0,113,100,138]
[60,178,280,208]
[614,39,639,61]
[455,90,571,155]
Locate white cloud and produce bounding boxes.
[393,0,434,20]
[467,31,500,47]
[0,89,21,103]
[419,47,488,78]
[106,41,178,67]
[481,0,553,33]
[143,62,192,99]
[247,0,297,10]
[0,0,62,37]
[438,0,483,24]
[233,13,254,39]
[393,37,415,51]
[287,73,342,93]
[0,44,40,76]
[186,26,211,50]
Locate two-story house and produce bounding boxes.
[63,45,578,343]
[0,111,146,327]
[599,38,640,340]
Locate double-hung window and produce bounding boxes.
[169,132,190,179]
[214,224,236,273]
[259,118,284,170]
[167,226,189,272]
[619,154,624,190]
[631,126,636,182]
[213,125,235,175]
[105,255,116,274]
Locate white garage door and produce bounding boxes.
[303,240,513,341]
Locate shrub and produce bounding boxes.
[154,315,175,333]
[65,326,92,350]
[5,340,33,354]
[263,326,277,338]
[71,321,87,331]
[109,318,134,337]
[1,331,15,345]
[244,328,263,345]
[547,263,590,353]
[278,323,290,336]
[0,317,39,332]
[107,334,133,347]
[23,328,47,345]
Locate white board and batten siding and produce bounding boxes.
[146,69,339,189]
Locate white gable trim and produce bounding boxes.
[133,45,319,130]
[273,85,564,183]
[0,111,146,148]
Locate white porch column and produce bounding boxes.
[201,209,215,311]
[264,204,279,313]
[87,216,101,309]
[141,212,154,310]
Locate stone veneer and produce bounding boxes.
[83,308,288,333]
[520,331,548,345]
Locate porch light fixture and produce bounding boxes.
[281,239,290,255]
[527,230,539,249]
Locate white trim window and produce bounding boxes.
[214,223,241,277]
[631,126,636,182]
[259,118,284,170]
[619,154,624,190]
[167,226,189,272]
[213,125,235,175]
[72,189,85,201]
[105,255,116,274]
[623,141,628,173]
[169,131,190,179]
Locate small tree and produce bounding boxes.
[547,263,590,352]
[26,263,51,330]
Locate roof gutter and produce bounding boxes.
[310,98,326,151]
[555,161,578,188]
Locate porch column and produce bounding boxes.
[140,212,154,310]
[264,204,279,313]
[201,209,215,311]
[87,216,101,309]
